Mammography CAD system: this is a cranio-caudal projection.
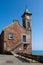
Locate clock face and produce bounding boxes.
[25,15,30,19]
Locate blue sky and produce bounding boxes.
[0,0,43,50]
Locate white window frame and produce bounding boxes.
[9,33,13,40]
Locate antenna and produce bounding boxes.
[25,4,28,10]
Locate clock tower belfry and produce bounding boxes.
[22,9,32,31]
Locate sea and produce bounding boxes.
[32,50,43,56]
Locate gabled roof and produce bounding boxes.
[1,19,26,34]
[2,20,19,31]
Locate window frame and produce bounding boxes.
[22,35,26,43]
[22,34,30,44]
[9,33,14,40]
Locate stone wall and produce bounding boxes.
[0,20,32,54]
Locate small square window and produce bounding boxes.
[9,33,13,39]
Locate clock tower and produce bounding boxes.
[22,9,32,31]
[21,9,32,54]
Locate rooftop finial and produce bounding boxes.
[25,5,30,13]
[25,9,29,13]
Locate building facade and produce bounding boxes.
[0,9,32,54]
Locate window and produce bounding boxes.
[27,22,30,27]
[9,33,13,39]
[23,35,26,42]
[23,44,27,49]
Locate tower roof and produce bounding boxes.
[22,9,32,17]
[25,9,30,13]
